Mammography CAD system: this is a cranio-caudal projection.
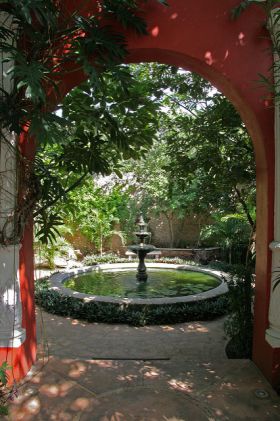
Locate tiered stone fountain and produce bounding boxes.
[128,214,156,282]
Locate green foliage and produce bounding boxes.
[33,62,161,243]
[224,267,254,358]
[0,1,167,245]
[35,278,228,326]
[82,254,196,266]
[83,253,128,265]
[201,213,253,265]
[165,94,256,224]
[0,362,9,387]
[0,362,11,416]
[35,210,64,245]
[201,214,252,248]
[33,62,256,250]
[0,1,167,134]
[60,177,131,253]
[231,1,256,19]
[35,235,73,269]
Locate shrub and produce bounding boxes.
[0,362,17,416]
[83,253,197,266]
[223,266,254,358]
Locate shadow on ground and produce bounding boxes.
[8,311,280,420]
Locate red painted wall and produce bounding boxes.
[3,0,279,387]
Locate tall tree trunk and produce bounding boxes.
[233,186,256,268]
[100,226,103,256]
[229,245,232,265]
[163,211,174,248]
[233,186,255,229]
[196,214,203,248]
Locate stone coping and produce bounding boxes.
[48,263,228,305]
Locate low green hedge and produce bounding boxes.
[82,254,196,266]
[35,278,229,326]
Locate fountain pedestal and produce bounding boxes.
[128,215,156,282]
[129,244,156,282]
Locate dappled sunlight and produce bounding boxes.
[68,362,87,378]
[184,323,209,333]
[9,350,280,420]
[168,378,193,393]
[70,397,92,411]
[238,32,246,47]
[10,309,279,419]
[39,380,74,398]
[71,319,81,326]
[204,51,215,66]
[142,365,161,379]
[151,26,159,37]
[89,360,116,368]
[161,325,175,332]
[219,381,238,391]
[170,12,178,20]
[214,408,225,417]
[116,373,138,382]
[16,396,41,419]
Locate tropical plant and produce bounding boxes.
[200,213,253,264]
[0,362,16,416]
[0,0,167,245]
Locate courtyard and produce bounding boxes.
[1,0,280,417]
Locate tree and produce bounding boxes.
[63,178,131,255]
[0,0,167,244]
[120,139,191,247]
[114,64,256,247]
[164,94,256,229]
[35,60,256,249]
[33,63,161,242]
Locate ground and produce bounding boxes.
[7,310,280,420]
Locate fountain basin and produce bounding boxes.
[48,263,228,305]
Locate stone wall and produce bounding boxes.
[64,213,212,257]
[148,213,212,248]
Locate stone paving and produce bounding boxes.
[7,310,280,420]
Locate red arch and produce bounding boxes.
[3,0,279,387]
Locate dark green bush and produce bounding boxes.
[223,267,254,358]
[82,253,196,266]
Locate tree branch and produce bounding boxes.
[234,185,255,229]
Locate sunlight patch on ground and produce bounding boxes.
[168,378,193,393]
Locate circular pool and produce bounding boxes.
[64,268,220,299]
[49,263,228,304]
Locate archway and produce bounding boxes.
[2,0,280,389]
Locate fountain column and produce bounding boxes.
[128,214,156,282]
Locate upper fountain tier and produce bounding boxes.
[130,214,156,253]
[134,214,151,244]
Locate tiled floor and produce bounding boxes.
[7,311,280,420]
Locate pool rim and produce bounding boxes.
[48,263,228,305]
